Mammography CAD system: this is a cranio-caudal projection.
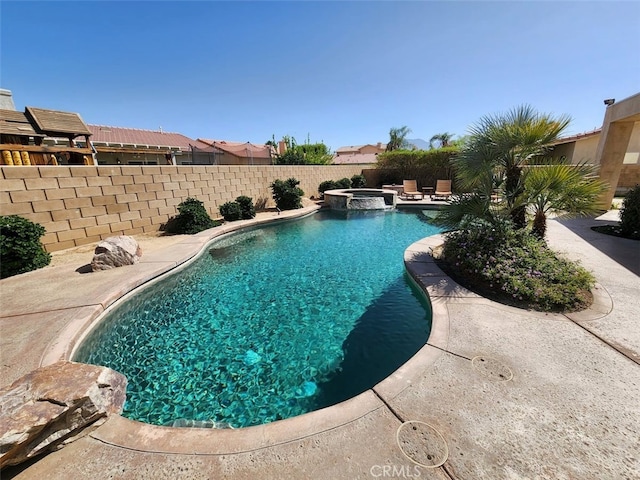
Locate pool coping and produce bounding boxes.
[7,206,614,457]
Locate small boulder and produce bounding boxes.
[91,235,142,271]
[0,361,127,468]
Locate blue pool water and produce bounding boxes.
[74,209,440,428]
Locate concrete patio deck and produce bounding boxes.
[1,206,638,479]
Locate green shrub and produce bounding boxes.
[271,178,304,210]
[620,185,640,239]
[376,147,458,189]
[164,197,220,234]
[0,215,51,278]
[336,177,352,189]
[439,217,594,312]
[351,174,366,188]
[318,180,339,196]
[236,196,256,219]
[219,201,242,221]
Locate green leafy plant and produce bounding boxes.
[439,217,594,312]
[350,174,366,188]
[318,180,339,197]
[271,178,304,210]
[164,197,220,234]
[619,185,640,239]
[376,148,457,187]
[336,178,351,189]
[235,196,256,219]
[272,135,332,165]
[0,215,51,278]
[220,196,256,221]
[219,201,242,221]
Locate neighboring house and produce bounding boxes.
[332,143,385,166]
[335,143,386,156]
[550,129,602,165]
[197,139,273,165]
[74,125,215,165]
[331,152,379,166]
[1,104,94,165]
[551,122,640,194]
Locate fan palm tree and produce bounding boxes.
[454,105,571,229]
[429,132,454,149]
[386,126,412,151]
[525,162,608,238]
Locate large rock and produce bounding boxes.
[0,361,127,468]
[91,235,142,271]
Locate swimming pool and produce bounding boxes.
[74,209,440,428]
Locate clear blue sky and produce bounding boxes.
[2,1,639,150]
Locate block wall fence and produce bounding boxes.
[0,165,376,252]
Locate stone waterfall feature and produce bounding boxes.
[324,189,397,211]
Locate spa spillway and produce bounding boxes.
[323,188,397,210]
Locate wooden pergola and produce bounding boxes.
[0,107,95,165]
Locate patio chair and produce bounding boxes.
[401,180,421,200]
[431,180,452,200]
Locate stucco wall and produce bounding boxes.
[0,164,366,252]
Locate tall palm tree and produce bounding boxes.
[525,162,608,238]
[429,132,454,149]
[454,105,571,229]
[386,126,412,151]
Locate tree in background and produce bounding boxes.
[429,132,455,149]
[385,126,412,151]
[270,135,332,165]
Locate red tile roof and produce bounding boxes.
[331,153,379,165]
[551,128,602,145]
[198,139,272,159]
[88,125,208,150]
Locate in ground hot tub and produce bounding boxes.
[323,189,397,210]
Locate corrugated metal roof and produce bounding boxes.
[198,139,272,159]
[26,107,92,137]
[89,125,207,150]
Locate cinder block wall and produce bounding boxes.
[0,165,368,252]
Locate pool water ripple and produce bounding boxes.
[75,209,440,428]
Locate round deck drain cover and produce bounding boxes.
[396,420,448,468]
[471,356,513,381]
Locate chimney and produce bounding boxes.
[278,140,287,155]
[0,89,16,110]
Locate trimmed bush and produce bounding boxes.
[164,197,220,234]
[220,196,256,221]
[236,196,256,219]
[271,178,304,210]
[318,180,338,196]
[219,201,242,221]
[350,174,366,188]
[620,185,640,239]
[0,215,51,278]
[439,217,594,312]
[336,177,352,189]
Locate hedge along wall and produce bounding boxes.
[0,165,368,252]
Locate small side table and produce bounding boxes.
[421,187,434,200]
